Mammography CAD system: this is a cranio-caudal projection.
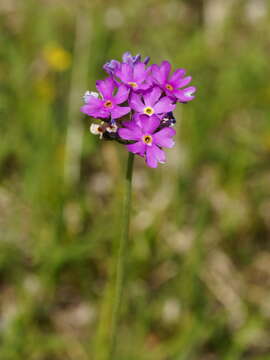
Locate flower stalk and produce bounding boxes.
[81,51,196,358]
[109,151,134,359]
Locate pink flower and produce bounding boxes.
[80,77,130,120]
[129,87,176,117]
[118,114,176,168]
[115,62,152,92]
[151,61,196,102]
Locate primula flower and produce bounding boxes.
[81,52,196,168]
[118,114,176,168]
[151,61,196,102]
[130,87,175,117]
[81,77,130,120]
[115,62,152,92]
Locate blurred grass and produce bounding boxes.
[1,0,270,359]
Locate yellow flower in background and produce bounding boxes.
[43,44,71,72]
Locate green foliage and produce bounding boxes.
[1,0,270,359]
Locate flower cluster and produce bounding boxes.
[81,52,196,168]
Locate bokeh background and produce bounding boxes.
[1,0,270,359]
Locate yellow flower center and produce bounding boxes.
[142,135,153,145]
[104,100,113,108]
[128,81,138,88]
[143,106,154,116]
[165,84,174,91]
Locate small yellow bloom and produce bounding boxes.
[43,44,71,72]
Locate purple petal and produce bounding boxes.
[133,63,146,82]
[122,52,141,65]
[132,54,141,64]
[83,91,98,104]
[141,115,160,134]
[170,68,186,83]
[160,61,171,81]
[174,76,192,89]
[130,93,145,112]
[131,113,145,128]
[165,91,178,102]
[122,120,139,130]
[143,56,150,65]
[96,78,115,99]
[143,87,162,107]
[175,86,196,102]
[80,104,93,115]
[103,60,120,75]
[126,141,146,156]
[113,85,129,104]
[122,51,132,63]
[153,127,176,148]
[151,144,166,163]
[153,97,176,114]
[139,80,152,91]
[118,128,142,140]
[80,96,106,117]
[117,63,132,82]
[80,104,108,118]
[151,64,165,85]
[82,95,102,108]
[146,147,158,168]
[111,106,130,119]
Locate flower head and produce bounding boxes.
[151,61,196,102]
[118,114,176,168]
[130,87,175,117]
[81,77,130,120]
[81,52,196,168]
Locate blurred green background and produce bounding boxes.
[1,0,270,359]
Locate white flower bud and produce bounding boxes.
[90,123,104,139]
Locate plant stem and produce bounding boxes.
[109,152,134,359]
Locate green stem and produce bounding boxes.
[109,152,134,359]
